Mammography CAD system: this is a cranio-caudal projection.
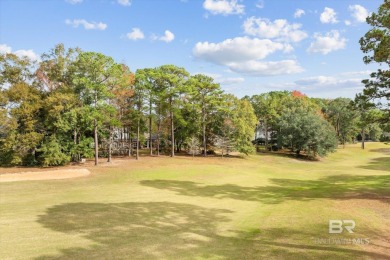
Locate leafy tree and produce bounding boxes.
[174,99,200,153]
[0,53,45,165]
[217,94,257,155]
[0,53,36,87]
[37,43,80,91]
[135,68,158,156]
[155,65,189,157]
[360,0,390,121]
[352,94,377,149]
[277,107,338,157]
[325,98,359,147]
[38,136,70,167]
[188,74,222,156]
[185,136,201,157]
[133,70,149,160]
[111,67,135,157]
[1,82,44,165]
[37,44,94,163]
[73,52,124,165]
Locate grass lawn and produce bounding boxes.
[0,143,389,259]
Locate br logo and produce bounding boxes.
[329,220,355,234]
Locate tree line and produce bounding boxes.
[1,1,388,167]
[0,45,258,166]
[1,43,387,167]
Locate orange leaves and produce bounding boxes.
[292,90,306,98]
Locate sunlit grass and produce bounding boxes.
[0,143,389,259]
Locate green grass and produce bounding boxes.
[0,143,389,259]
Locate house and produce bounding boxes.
[253,120,272,145]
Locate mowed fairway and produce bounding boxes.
[0,143,389,260]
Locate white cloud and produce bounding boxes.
[255,0,264,9]
[218,77,245,85]
[0,44,40,61]
[227,60,304,76]
[193,37,303,76]
[339,70,372,77]
[243,17,308,42]
[159,30,175,43]
[118,0,131,6]
[344,20,351,26]
[65,19,107,30]
[294,75,365,98]
[320,7,338,24]
[193,37,292,64]
[203,0,244,15]
[126,28,144,40]
[192,72,245,85]
[307,30,346,55]
[349,4,369,23]
[295,75,335,86]
[151,30,175,42]
[0,44,12,54]
[240,70,370,98]
[65,0,83,4]
[14,50,40,61]
[294,9,305,18]
[196,73,245,85]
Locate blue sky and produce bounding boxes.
[0,0,383,98]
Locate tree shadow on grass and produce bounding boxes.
[359,157,390,172]
[141,175,390,204]
[256,150,320,161]
[37,202,390,259]
[370,148,390,155]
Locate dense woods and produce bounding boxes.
[0,45,258,166]
[0,44,388,167]
[1,1,389,166]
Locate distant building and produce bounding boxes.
[253,120,272,144]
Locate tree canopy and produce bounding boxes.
[1,42,386,166]
[360,0,390,121]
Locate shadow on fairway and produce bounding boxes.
[359,156,390,172]
[37,202,389,259]
[370,147,390,155]
[141,175,390,204]
[256,150,320,161]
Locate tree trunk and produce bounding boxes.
[255,123,259,152]
[136,119,140,160]
[176,140,180,153]
[264,119,268,149]
[157,106,161,156]
[149,98,153,156]
[74,129,77,144]
[170,97,175,157]
[202,109,207,157]
[129,135,133,157]
[157,131,160,156]
[361,130,365,150]
[107,126,112,163]
[94,119,98,166]
[73,129,79,162]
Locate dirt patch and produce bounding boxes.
[0,169,91,182]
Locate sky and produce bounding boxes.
[0,0,384,99]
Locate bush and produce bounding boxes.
[38,136,70,167]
